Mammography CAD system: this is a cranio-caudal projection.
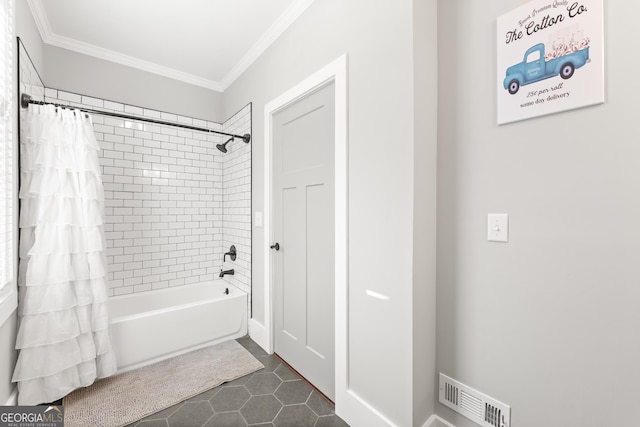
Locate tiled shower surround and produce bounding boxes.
[42,89,252,304]
[221,106,252,294]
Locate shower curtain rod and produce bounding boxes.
[20,93,251,143]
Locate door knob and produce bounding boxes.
[270,243,280,251]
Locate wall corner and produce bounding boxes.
[412,0,438,425]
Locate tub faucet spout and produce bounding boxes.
[219,269,235,278]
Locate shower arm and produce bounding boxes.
[20,93,251,143]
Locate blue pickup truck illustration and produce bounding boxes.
[503,43,590,94]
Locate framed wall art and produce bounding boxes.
[497,0,604,125]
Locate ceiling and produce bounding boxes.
[27,0,315,92]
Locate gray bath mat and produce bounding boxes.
[62,339,264,427]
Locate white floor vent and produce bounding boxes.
[439,373,511,427]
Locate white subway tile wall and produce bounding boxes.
[44,89,252,301]
[220,105,252,310]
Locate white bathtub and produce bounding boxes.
[109,281,247,373]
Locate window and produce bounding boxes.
[526,50,541,63]
[0,0,15,323]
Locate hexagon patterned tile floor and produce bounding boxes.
[128,336,349,427]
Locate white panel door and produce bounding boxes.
[272,82,335,400]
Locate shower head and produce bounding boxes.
[216,137,233,153]
[215,133,250,153]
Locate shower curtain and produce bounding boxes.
[12,104,116,405]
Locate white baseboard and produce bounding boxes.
[337,389,401,427]
[4,387,18,406]
[248,318,271,353]
[424,414,456,427]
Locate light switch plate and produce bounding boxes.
[487,214,508,242]
[255,212,263,228]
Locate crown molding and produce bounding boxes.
[219,0,316,90]
[27,0,51,43]
[27,0,316,93]
[47,32,224,91]
[27,0,223,91]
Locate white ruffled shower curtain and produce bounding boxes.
[12,104,117,405]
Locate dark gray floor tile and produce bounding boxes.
[209,386,251,412]
[273,364,298,381]
[186,386,220,402]
[274,380,312,405]
[138,402,184,421]
[167,401,213,427]
[223,373,255,387]
[203,411,248,427]
[240,395,283,424]
[245,372,282,395]
[117,338,349,427]
[306,391,334,416]
[237,335,269,358]
[273,404,317,427]
[315,415,350,427]
[255,355,282,373]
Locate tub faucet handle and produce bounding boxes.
[223,245,237,262]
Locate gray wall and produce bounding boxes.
[44,45,224,123]
[436,1,640,426]
[413,0,438,424]
[223,0,437,425]
[16,0,44,78]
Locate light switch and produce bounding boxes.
[487,214,508,242]
[255,211,263,228]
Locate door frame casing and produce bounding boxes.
[258,54,347,412]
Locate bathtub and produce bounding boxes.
[109,281,247,373]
